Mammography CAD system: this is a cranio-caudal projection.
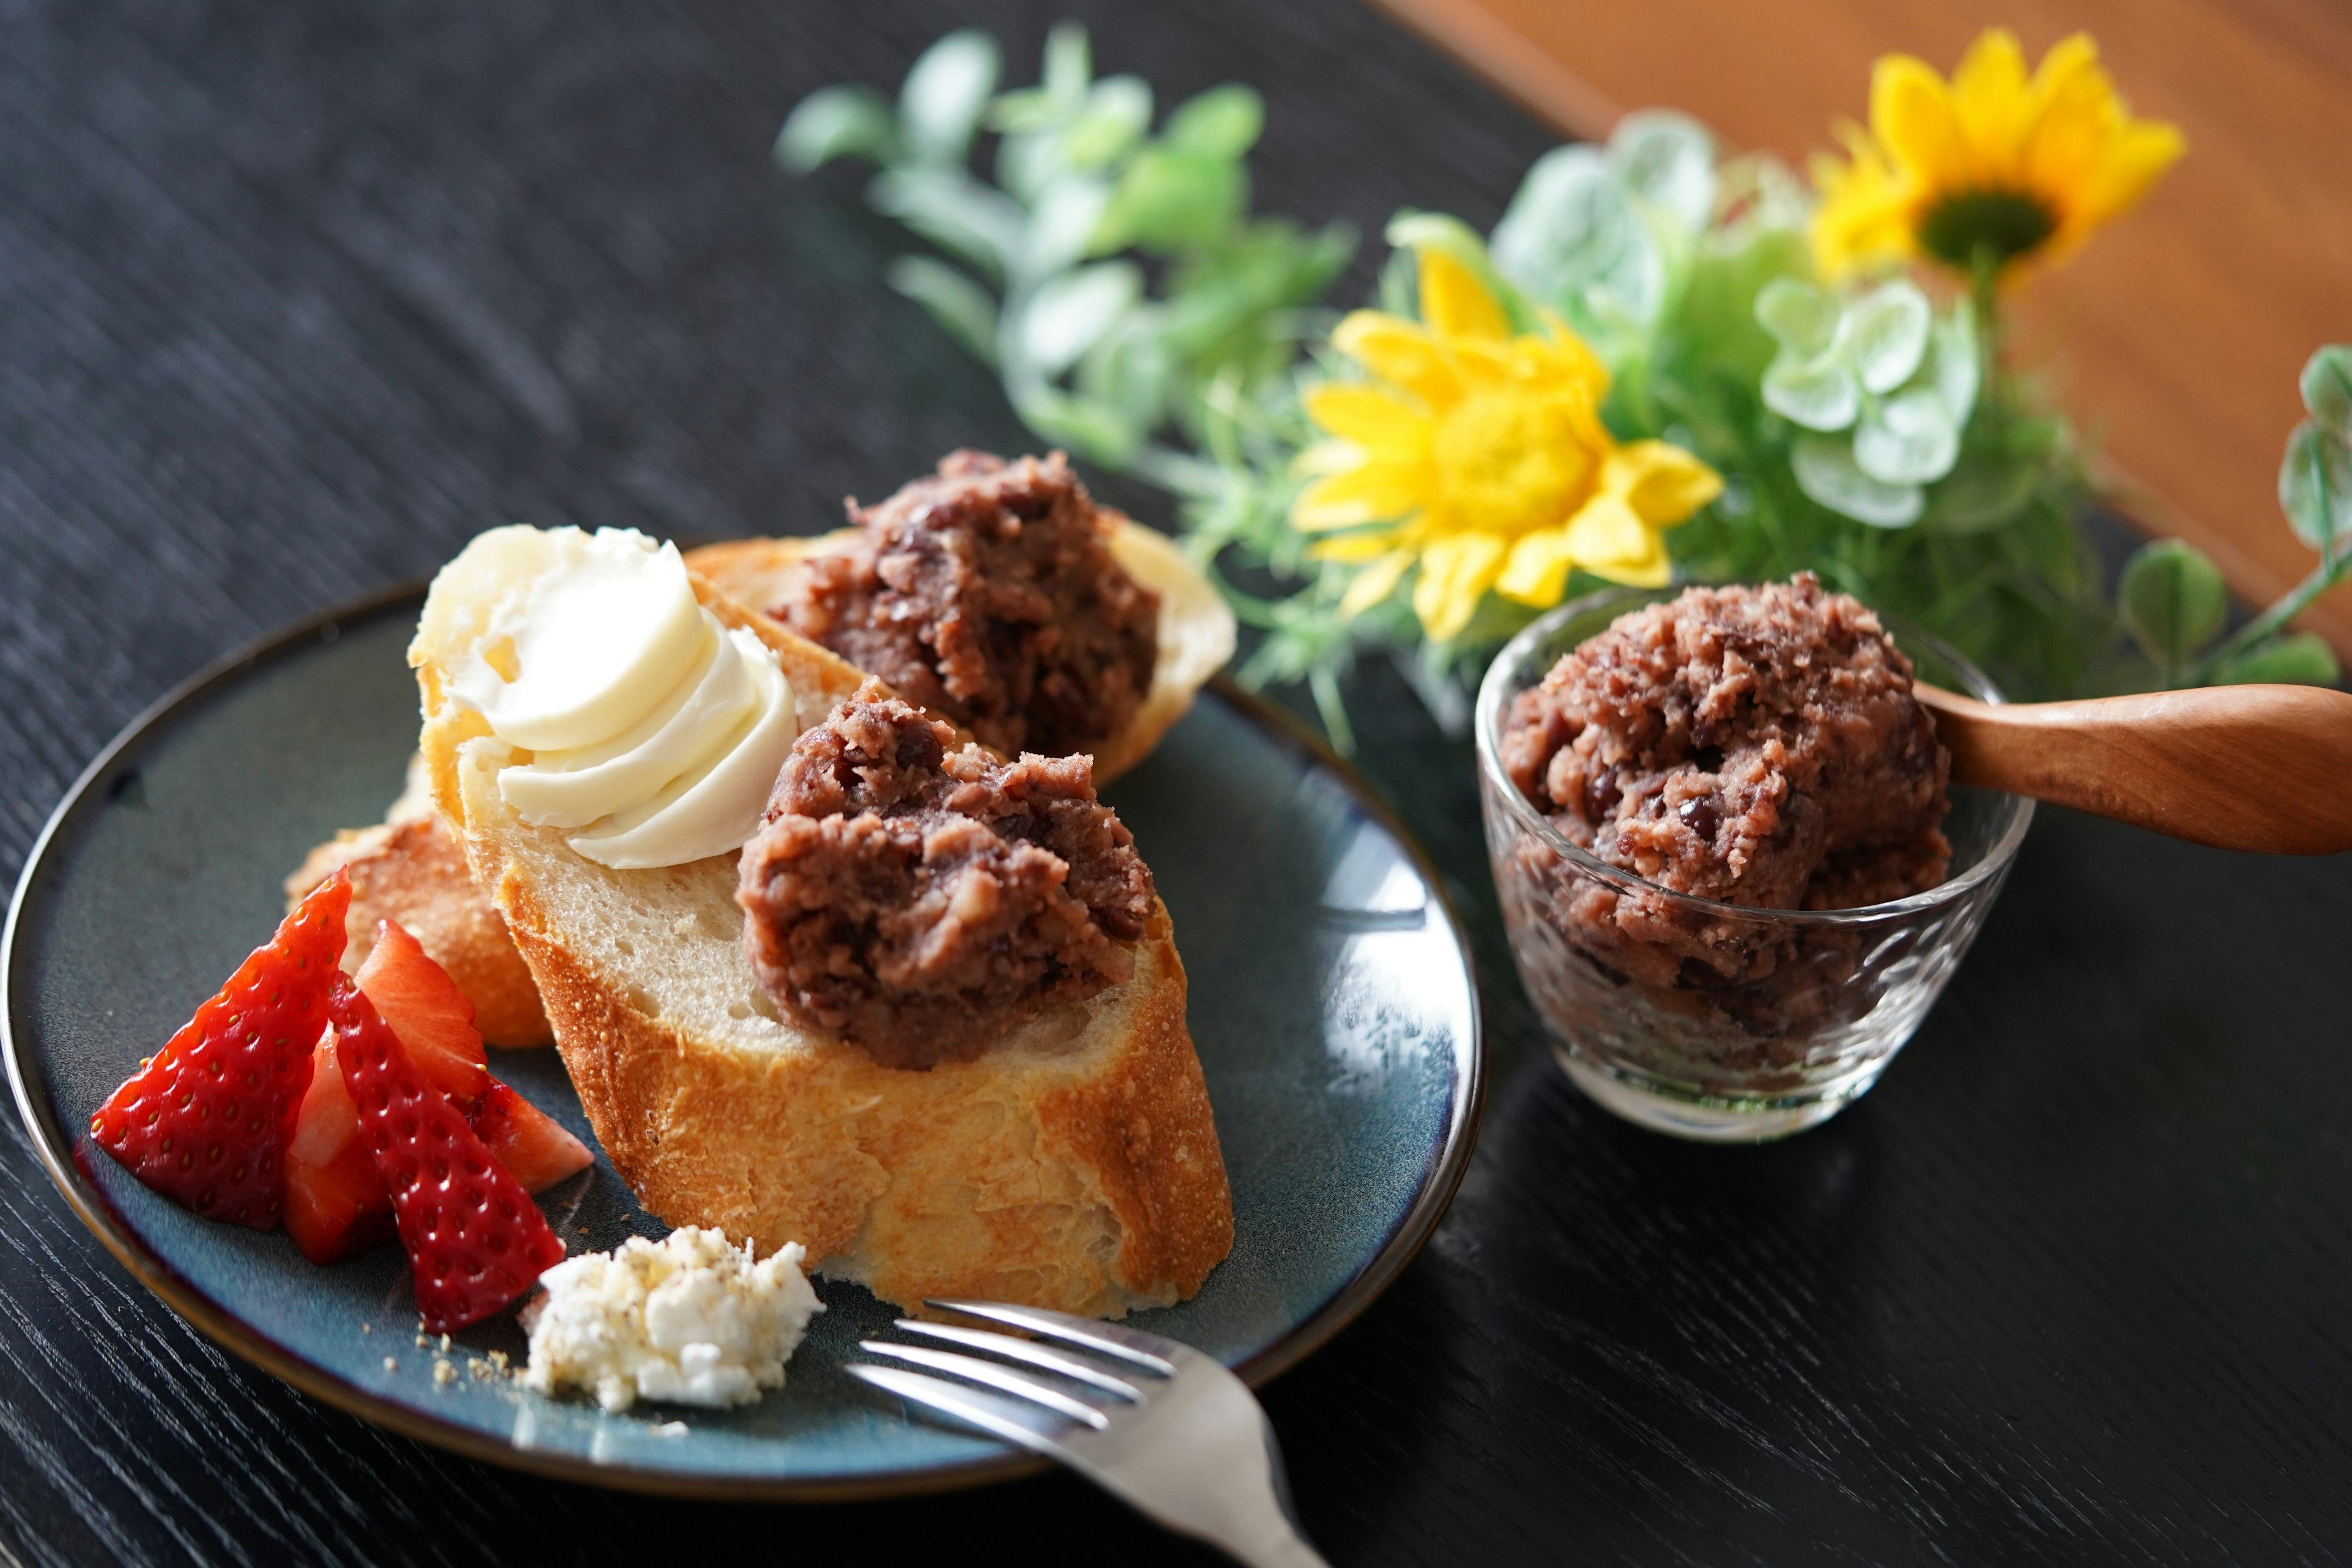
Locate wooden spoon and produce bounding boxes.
[1915,682,2352,855]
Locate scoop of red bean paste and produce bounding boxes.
[777,450,1159,759]
[1501,574,1951,910]
[736,685,1156,1069]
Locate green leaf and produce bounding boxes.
[1607,110,1715,233]
[1854,389,1959,484]
[899,29,1001,166]
[1928,300,1980,422]
[776,85,897,173]
[884,256,1000,367]
[1062,75,1153,170]
[1025,175,1111,277]
[1762,353,1860,431]
[2209,630,2341,687]
[2278,420,2352,555]
[1755,278,1838,355]
[1011,382,1139,465]
[2117,538,2228,668]
[1019,261,1143,374]
[1792,434,1922,526]
[2300,344,2352,447]
[1843,282,1931,394]
[1042,22,1091,102]
[1165,85,1264,160]
[867,168,1024,281]
[1100,149,1243,253]
[1078,318,1174,432]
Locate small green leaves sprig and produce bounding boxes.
[1757,279,1978,527]
[2114,345,2352,687]
[779,25,1352,490]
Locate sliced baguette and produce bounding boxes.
[412,526,1234,1316]
[283,757,552,1047]
[685,514,1235,785]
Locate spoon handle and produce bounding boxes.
[1915,682,2352,855]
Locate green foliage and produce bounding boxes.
[2118,539,2227,679]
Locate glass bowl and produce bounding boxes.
[1474,586,2035,1142]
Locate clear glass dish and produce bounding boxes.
[1474,586,2035,1142]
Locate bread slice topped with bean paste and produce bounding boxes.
[404,522,1233,1318]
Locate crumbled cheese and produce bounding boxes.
[654,1420,689,1439]
[520,1227,823,1413]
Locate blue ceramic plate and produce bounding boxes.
[4,587,1482,1499]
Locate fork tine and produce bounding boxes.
[925,1299,1180,1373]
[846,1365,1071,1457]
[858,1342,1113,1429]
[894,1320,1145,1400]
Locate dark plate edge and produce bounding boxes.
[3,587,1487,1502]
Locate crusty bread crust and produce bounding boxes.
[412,527,1233,1316]
[284,810,554,1048]
[685,515,1234,785]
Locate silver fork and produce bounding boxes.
[850,1300,1332,1568]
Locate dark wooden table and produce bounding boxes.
[4,2,2348,1562]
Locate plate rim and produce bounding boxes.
[4,582,1487,1502]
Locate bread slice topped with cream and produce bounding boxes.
[292,450,1234,1051]
[409,524,1233,1317]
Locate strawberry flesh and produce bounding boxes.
[91,872,350,1228]
[330,975,564,1331]
[352,918,487,1108]
[282,1033,398,1265]
[471,1080,594,1193]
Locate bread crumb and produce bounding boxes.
[440,1333,451,1353]
[433,1358,456,1387]
[654,1421,689,1438]
[360,1322,372,1334]
[383,1357,398,1373]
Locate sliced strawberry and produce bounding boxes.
[470,1080,594,1193]
[91,872,350,1228]
[330,975,564,1331]
[282,1032,396,1265]
[352,918,487,1107]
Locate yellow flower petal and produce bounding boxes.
[1817,28,2182,282]
[1415,250,1510,342]
[1293,463,1428,531]
[1951,28,2029,168]
[1600,440,1724,526]
[2074,118,2186,228]
[1302,384,1433,452]
[1871,55,1969,188]
[1495,527,1580,608]
[1336,550,1415,619]
[1410,530,1507,642]
[1561,494,1672,589]
[1331,312,1461,409]
[1309,527,1406,564]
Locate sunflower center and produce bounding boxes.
[1915,188,2058,272]
[1431,390,1593,535]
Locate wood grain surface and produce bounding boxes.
[2,2,2350,1563]
[1374,0,2352,662]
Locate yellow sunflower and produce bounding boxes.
[1812,29,2184,284]
[1292,249,1721,643]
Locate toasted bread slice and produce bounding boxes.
[284,758,553,1047]
[411,527,1234,1316]
[685,515,1235,784]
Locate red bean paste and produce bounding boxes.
[777,451,1159,759]
[1500,575,1952,1039]
[736,685,1156,1069]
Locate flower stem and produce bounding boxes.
[2185,554,2352,684]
